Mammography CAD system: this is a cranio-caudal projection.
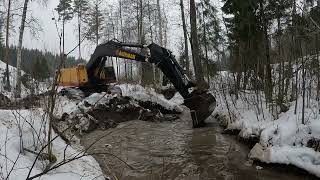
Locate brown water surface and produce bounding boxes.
[81,109,317,180]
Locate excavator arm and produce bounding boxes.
[87,40,216,127]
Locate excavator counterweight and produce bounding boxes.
[58,40,216,127]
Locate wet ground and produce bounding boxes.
[81,108,318,180]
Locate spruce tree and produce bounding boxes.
[196,0,223,81]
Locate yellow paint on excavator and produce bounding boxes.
[116,50,136,59]
[58,64,89,87]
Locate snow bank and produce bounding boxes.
[54,92,118,118]
[0,60,26,98]
[213,92,274,138]
[118,84,183,112]
[0,109,104,179]
[248,98,320,177]
[54,84,183,119]
[0,60,49,99]
[214,93,320,177]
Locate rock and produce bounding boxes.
[307,138,320,152]
[248,143,271,163]
[104,144,112,148]
[244,160,253,167]
[84,100,91,107]
[60,113,69,121]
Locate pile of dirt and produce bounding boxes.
[54,96,180,140]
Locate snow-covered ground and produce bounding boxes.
[0,83,182,179]
[118,84,183,112]
[0,109,104,180]
[0,60,49,99]
[213,72,320,177]
[54,84,184,119]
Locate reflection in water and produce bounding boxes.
[81,109,317,180]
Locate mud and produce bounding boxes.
[81,108,318,180]
[55,96,180,138]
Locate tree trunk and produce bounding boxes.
[62,20,65,67]
[95,3,99,46]
[276,4,283,106]
[301,41,306,124]
[202,7,210,84]
[154,0,162,87]
[157,0,163,45]
[259,0,273,102]
[16,0,30,97]
[180,0,190,76]
[78,5,82,60]
[119,0,127,81]
[190,0,205,87]
[4,0,12,92]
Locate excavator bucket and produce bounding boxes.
[184,91,216,128]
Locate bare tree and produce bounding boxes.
[4,0,12,92]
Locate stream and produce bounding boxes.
[81,108,317,180]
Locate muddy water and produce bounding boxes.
[81,109,317,180]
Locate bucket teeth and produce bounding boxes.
[184,91,216,128]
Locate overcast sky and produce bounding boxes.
[14,0,223,61]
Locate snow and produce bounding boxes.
[213,71,320,177]
[54,84,184,119]
[118,84,183,112]
[0,109,104,180]
[54,92,118,118]
[0,60,49,99]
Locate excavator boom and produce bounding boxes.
[65,40,216,127]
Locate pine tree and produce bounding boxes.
[73,0,89,60]
[83,0,105,46]
[55,0,74,59]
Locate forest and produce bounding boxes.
[0,0,320,179]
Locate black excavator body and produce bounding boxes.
[67,40,217,127]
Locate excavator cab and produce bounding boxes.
[93,57,117,84]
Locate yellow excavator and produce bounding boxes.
[58,40,216,127]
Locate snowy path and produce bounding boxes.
[80,108,317,180]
